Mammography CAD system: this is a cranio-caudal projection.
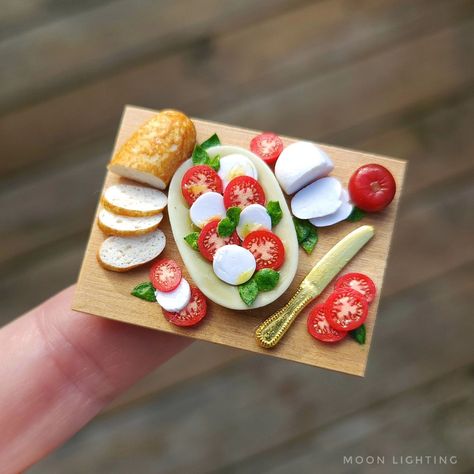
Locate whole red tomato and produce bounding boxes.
[348,164,396,212]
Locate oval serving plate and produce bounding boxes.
[168,145,299,310]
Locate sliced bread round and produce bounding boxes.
[102,183,167,217]
[98,230,166,272]
[98,208,163,236]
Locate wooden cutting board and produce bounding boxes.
[72,105,406,376]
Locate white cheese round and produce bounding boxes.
[189,191,226,228]
[213,245,256,285]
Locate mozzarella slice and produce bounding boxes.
[291,177,342,219]
[213,245,256,285]
[155,278,191,312]
[189,192,226,228]
[309,189,354,227]
[275,141,334,194]
[218,154,258,189]
[236,203,272,240]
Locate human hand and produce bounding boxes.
[0,286,190,473]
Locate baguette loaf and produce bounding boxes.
[101,183,167,217]
[97,230,166,272]
[97,208,163,236]
[108,109,196,189]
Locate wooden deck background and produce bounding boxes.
[0,1,472,472]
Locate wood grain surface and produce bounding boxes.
[72,105,406,376]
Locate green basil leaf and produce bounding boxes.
[192,144,209,165]
[349,324,366,344]
[217,217,234,237]
[254,269,280,292]
[131,282,156,302]
[293,217,311,243]
[347,207,365,222]
[238,278,259,306]
[226,206,242,225]
[217,207,241,237]
[301,226,318,254]
[184,232,200,250]
[208,154,220,171]
[201,133,221,150]
[266,200,283,226]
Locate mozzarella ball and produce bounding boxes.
[155,278,191,312]
[236,203,272,240]
[190,192,226,228]
[291,176,342,219]
[218,154,258,189]
[213,245,256,285]
[275,141,334,194]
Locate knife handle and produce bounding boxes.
[255,287,314,348]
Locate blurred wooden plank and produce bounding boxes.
[28,264,474,473]
[227,369,474,474]
[384,171,474,296]
[216,19,474,138]
[0,0,114,40]
[1,0,471,177]
[0,0,306,112]
[354,91,474,197]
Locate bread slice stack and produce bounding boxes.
[97,183,168,271]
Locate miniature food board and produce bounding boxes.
[72,105,406,376]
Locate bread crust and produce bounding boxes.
[100,195,165,217]
[97,215,162,237]
[108,109,196,189]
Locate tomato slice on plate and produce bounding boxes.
[163,286,207,327]
[198,219,240,261]
[243,229,285,270]
[250,132,284,165]
[348,163,396,212]
[324,289,368,331]
[223,175,265,209]
[307,304,347,343]
[334,272,376,304]
[181,165,223,206]
[150,258,182,292]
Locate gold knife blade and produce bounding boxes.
[255,225,375,348]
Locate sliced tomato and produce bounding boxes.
[223,175,265,209]
[197,219,240,261]
[307,304,347,343]
[348,164,396,212]
[181,165,223,206]
[163,286,207,327]
[150,258,182,292]
[334,273,376,304]
[250,132,284,165]
[242,229,285,270]
[324,289,368,331]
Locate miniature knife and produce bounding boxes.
[255,225,375,348]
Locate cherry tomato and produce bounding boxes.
[197,219,240,262]
[334,272,376,304]
[150,258,182,292]
[348,164,396,212]
[163,287,207,327]
[223,175,266,209]
[250,132,284,165]
[243,229,285,270]
[181,165,223,206]
[324,289,368,331]
[307,304,347,343]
